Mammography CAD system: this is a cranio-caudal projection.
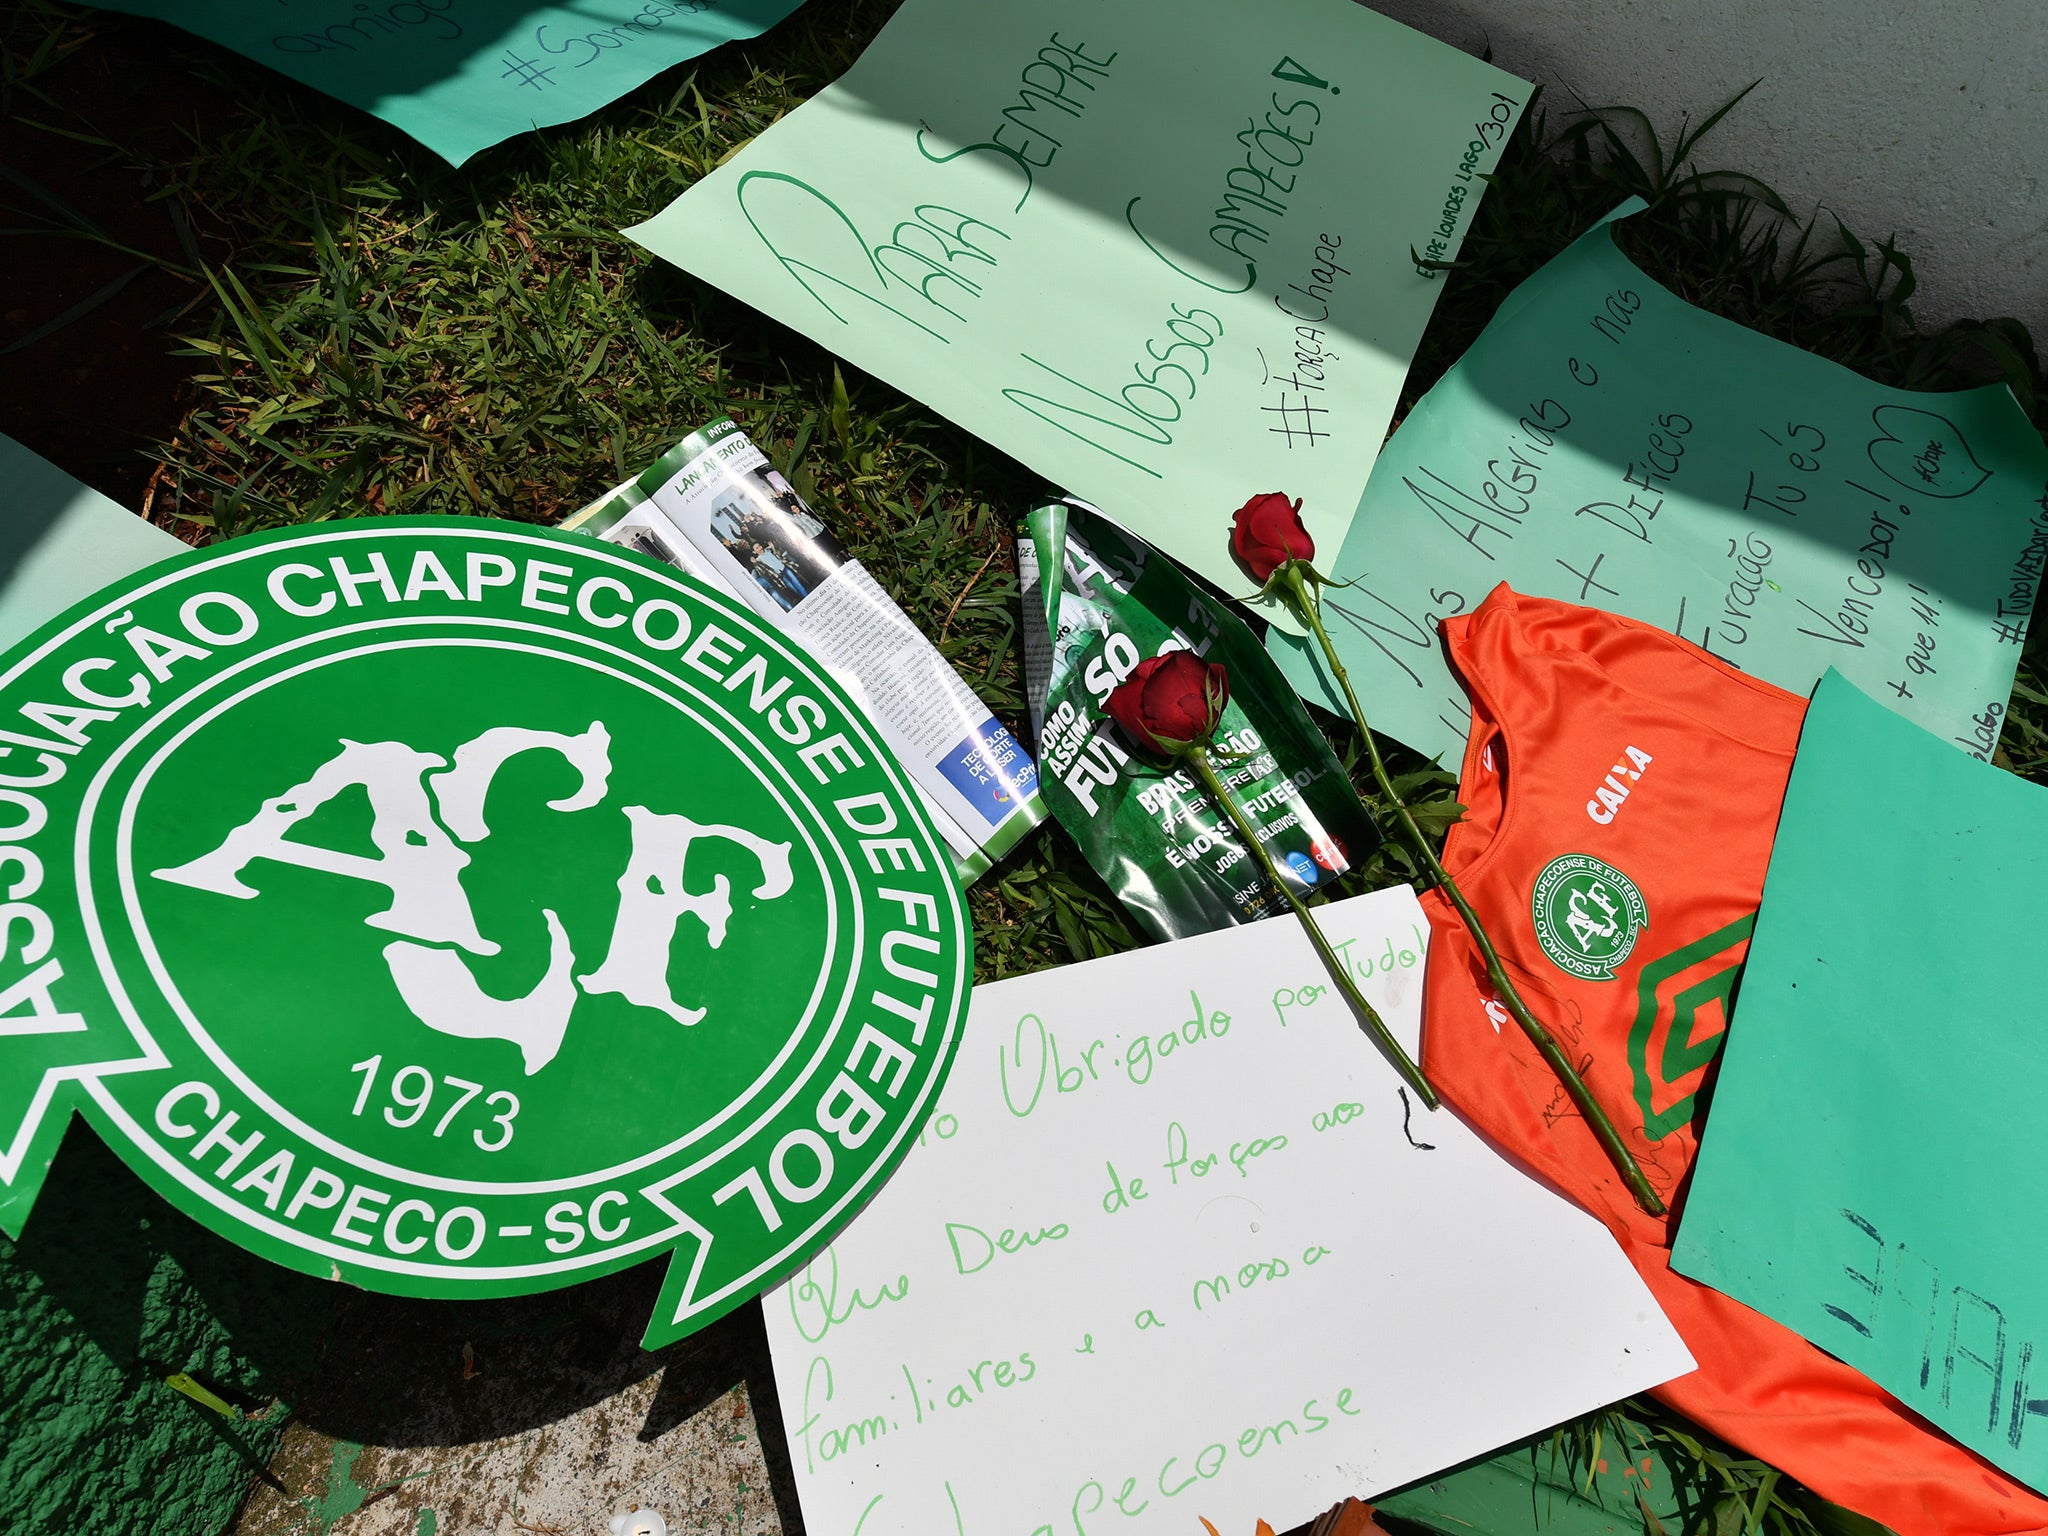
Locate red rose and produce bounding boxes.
[1104,651,1229,756]
[1230,492,1314,582]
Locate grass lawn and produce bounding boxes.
[2,2,2043,1533]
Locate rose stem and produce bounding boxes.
[1284,566,1665,1216]
[1186,743,1438,1108]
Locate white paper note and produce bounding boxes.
[763,888,1692,1534]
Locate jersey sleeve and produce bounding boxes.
[1466,586,1807,751]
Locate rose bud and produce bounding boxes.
[1104,651,1230,756]
[1230,492,1315,583]
[1107,645,1437,1109]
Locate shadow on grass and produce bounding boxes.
[7,1120,810,1531]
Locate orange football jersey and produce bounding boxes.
[1420,585,2048,1536]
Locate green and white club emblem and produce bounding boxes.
[1531,853,1648,982]
[0,520,969,1348]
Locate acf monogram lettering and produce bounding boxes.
[154,723,795,1073]
[0,520,970,1349]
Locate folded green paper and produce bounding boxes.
[1672,671,2048,1494]
[90,0,806,165]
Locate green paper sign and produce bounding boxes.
[1272,207,2048,763]
[1018,499,1380,942]
[0,519,968,1349]
[0,432,185,654]
[1671,671,2048,1493]
[89,0,806,166]
[624,0,1529,611]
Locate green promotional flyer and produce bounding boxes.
[626,0,1530,610]
[0,520,968,1348]
[1020,500,1378,942]
[1272,208,2048,765]
[89,0,806,165]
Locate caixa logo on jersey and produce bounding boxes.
[0,520,969,1348]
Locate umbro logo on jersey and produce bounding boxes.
[1585,745,1654,825]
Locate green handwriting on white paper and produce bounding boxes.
[759,886,1691,1532]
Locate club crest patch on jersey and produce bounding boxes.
[1531,853,1648,981]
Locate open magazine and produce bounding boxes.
[563,418,1045,883]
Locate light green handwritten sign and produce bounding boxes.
[625,0,1529,609]
[0,433,184,654]
[90,0,806,165]
[1271,208,2048,763]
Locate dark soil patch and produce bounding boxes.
[0,9,246,508]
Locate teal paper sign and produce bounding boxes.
[1272,208,2048,764]
[1671,671,2048,1492]
[0,433,184,654]
[624,0,1530,610]
[0,519,968,1350]
[89,0,806,165]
